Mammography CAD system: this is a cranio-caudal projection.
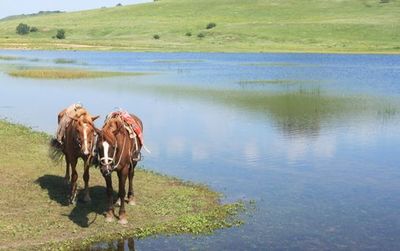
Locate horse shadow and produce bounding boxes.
[35,174,117,228]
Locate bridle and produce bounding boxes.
[74,120,97,157]
[99,132,127,176]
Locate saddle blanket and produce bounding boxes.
[108,111,143,145]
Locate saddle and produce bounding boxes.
[106,111,143,161]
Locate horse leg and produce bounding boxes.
[64,157,70,185]
[82,161,91,203]
[127,162,137,206]
[117,168,128,225]
[69,158,78,205]
[104,175,115,222]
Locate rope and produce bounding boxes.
[112,134,126,171]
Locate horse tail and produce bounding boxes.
[48,137,64,164]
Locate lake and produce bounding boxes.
[0,50,399,250]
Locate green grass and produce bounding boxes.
[8,68,147,79]
[0,0,398,53]
[0,120,243,250]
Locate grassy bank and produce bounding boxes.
[0,0,399,53]
[8,68,146,79]
[0,120,242,250]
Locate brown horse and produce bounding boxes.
[96,111,143,224]
[56,106,99,204]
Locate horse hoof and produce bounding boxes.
[105,216,114,223]
[127,198,136,206]
[118,218,128,225]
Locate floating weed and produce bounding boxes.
[0,55,23,61]
[152,59,203,64]
[7,68,148,79]
[54,58,78,64]
[238,79,317,85]
[377,105,399,120]
[241,62,319,67]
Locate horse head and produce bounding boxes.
[74,114,100,156]
[97,117,126,176]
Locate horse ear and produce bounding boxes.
[92,115,100,121]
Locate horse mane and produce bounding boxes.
[102,117,123,146]
[74,108,97,127]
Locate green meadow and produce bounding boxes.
[0,121,242,250]
[0,0,398,53]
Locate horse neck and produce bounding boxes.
[115,128,129,148]
[68,119,79,140]
[114,128,133,164]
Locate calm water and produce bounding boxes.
[1,50,400,250]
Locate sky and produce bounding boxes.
[0,0,151,19]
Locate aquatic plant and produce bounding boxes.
[8,68,146,79]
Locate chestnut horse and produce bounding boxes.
[56,107,99,204]
[96,111,143,224]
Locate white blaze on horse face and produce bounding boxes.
[83,123,89,155]
[102,141,110,164]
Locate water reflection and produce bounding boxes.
[90,238,135,251]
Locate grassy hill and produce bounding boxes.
[0,0,399,53]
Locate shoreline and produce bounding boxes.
[0,120,243,250]
[0,45,399,56]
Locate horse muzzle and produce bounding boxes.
[100,164,113,176]
[100,157,114,176]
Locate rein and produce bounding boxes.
[112,134,127,171]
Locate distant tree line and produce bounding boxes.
[1,10,63,21]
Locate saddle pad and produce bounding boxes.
[121,112,143,146]
[109,111,143,145]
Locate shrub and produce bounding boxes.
[16,23,30,35]
[30,27,38,32]
[153,34,160,39]
[197,32,205,38]
[185,32,192,37]
[206,22,216,29]
[116,3,122,6]
[56,29,65,39]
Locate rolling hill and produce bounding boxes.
[0,0,398,53]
